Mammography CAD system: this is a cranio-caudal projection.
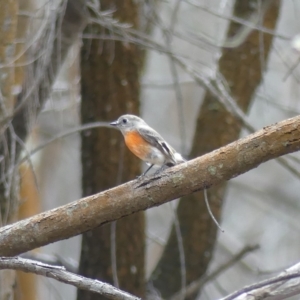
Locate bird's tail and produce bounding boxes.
[174,152,187,164]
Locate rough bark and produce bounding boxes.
[0,0,18,221]
[16,162,40,300]
[14,2,40,298]
[0,0,18,118]
[0,1,18,298]
[77,1,145,299]
[150,1,281,298]
[0,114,299,257]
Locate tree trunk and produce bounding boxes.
[0,0,18,222]
[77,1,145,299]
[0,0,18,118]
[150,1,281,299]
[0,1,86,299]
[0,0,87,220]
[14,1,40,298]
[0,1,18,299]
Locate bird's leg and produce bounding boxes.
[137,164,154,179]
[143,164,154,176]
[154,164,169,175]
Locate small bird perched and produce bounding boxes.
[110,114,186,176]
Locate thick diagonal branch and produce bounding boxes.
[0,115,299,256]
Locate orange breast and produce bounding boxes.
[124,131,151,161]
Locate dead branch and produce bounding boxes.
[0,257,139,300]
[0,115,299,256]
[21,252,78,274]
[170,245,259,300]
[7,0,87,147]
[221,262,300,300]
[0,0,88,222]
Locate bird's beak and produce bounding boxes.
[110,120,118,126]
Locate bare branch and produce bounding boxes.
[0,257,139,300]
[9,0,88,144]
[169,245,259,300]
[221,262,300,300]
[0,115,299,256]
[21,252,78,274]
[204,188,224,232]
[19,122,111,165]
[186,0,288,46]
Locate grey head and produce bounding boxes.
[110,114,147,132]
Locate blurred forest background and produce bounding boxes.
[1,0,300,299]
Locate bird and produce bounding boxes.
[110,114,186,176]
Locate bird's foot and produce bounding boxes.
[153,165,169,176]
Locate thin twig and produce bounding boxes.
[204,188,224,233]
[169,202,187,300]
[169,245,259,300]
[166,0,187,155]
[221,264,300,300]
[21,122,110,164]
[111,221,119,288]
[185,0,289,43]
[0,122,111,185]
[163,3,187,297]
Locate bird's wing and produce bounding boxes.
[138,126,177,164]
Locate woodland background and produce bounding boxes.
[0,0,300,299]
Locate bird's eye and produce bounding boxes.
[122,118,128,124]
